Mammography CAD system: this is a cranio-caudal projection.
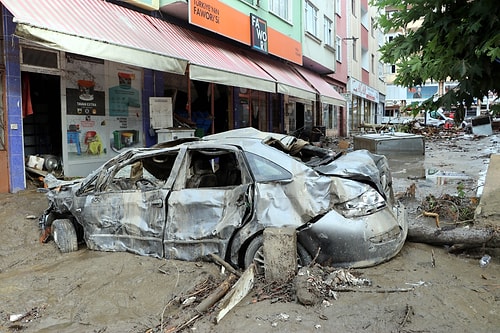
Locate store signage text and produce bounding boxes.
[193,0,220,24]
[250,14,268,54]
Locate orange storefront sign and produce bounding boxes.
[189,0,302,65]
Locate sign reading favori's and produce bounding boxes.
[250,14,268,54]
[189,0,301,65]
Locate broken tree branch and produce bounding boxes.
[208,253,241,277]
[195,273,237,313]
[423,211,440,228]
[164,273,238,332]
[408,223,500,248]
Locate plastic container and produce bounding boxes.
[479,254,491,268]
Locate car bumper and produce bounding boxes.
[297,203,408,268]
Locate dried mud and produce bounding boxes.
[1,134,499,333]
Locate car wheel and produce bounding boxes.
[244,235,265,274]
[51,219,78,253]
[243,235,312,275]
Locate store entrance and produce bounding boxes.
[22,72,62,174]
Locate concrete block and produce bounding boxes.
[263,227,297,282]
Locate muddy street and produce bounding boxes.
[1,133,499,333]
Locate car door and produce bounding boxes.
[164,147,252,261]
[80,151,178,258]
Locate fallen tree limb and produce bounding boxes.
[208,253,241,277]
[195,273,238,313]
[164,273,238,332]
[408,223,499,248]
[422,211,440,228]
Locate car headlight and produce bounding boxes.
[335,188,387,218]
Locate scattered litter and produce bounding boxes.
[9,313,27,322]
[405,280,426,287]
[182,296,197,307]
[479,254,491,268]
[25,215,37,220]
[277,313,289,321]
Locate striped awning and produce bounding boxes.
[293,65,346,106]
[2,0,188,74]
[251,54,317,101]
[1,0,324,99]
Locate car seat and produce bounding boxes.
[186,159,217,188]
[215,155,241,186]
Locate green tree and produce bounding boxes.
[373,0,500,120]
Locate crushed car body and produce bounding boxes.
[40,127,408,269]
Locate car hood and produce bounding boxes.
[315,149,393,201]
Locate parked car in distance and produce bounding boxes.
[424,109,454,128]
[40,128,408,272]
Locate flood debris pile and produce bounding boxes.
[408,192,499,252]
[419,193,479,227]
[146,259,381,332]
[293,265,372,305]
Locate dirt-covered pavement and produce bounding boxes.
[1,133,499,333]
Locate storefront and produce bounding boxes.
[1,0,345,191]
[348,77,380,133]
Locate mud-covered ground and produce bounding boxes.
[1,133,499,333]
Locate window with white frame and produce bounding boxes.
[269,0,291,21]
[305,1,318,37]
[335,36,342,62]
[361,6,368,28]
[378,62,385,80]
[324,16,333,46]
[335,0,341,16]
[361,48,369,71]
[386,35,396,73]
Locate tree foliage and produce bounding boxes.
[373,0,500,112]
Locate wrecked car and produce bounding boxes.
[40,127,408,271]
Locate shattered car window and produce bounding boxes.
[244,151,292,182]
[105,152,178,191]
[185,151,244,188]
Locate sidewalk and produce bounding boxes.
[475,154,500,226]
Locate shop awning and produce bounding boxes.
[2,0,278,94]
[151,21,276,93]
[251,55,317,101]
[293,65,346,106]
[1,0,189,74]
[1,0,317,99]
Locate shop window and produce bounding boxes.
[21,47,59,69]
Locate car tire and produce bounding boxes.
[243,234,312,274]
[51,219,78,253]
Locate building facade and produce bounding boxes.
[0,0,348,192]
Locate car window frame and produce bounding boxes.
[244,151,293,182]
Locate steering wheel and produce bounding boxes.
[135,178,156,190]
